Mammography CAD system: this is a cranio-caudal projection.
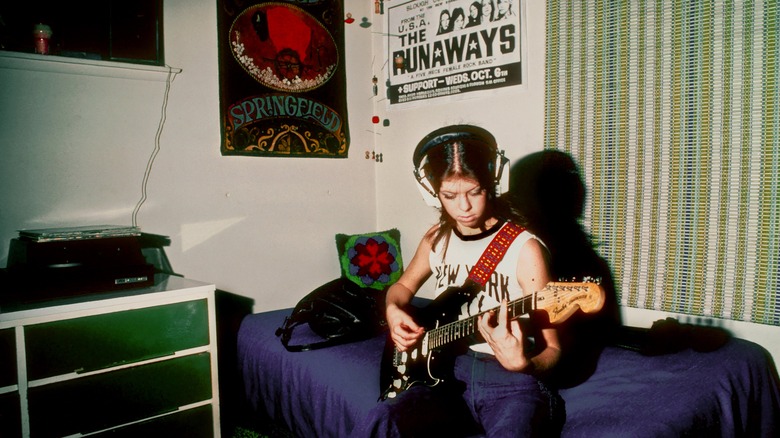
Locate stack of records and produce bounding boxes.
[18,225,141,242]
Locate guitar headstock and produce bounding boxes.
[537,280,606,324]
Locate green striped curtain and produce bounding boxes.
[545,0,780,325]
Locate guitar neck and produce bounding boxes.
[426,294,535,350]
[424,281,604,351]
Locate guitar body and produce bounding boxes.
[380,285,477,400]
[379,280,605,400]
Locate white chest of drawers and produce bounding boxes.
[0,275,220,437]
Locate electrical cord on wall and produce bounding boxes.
[131,65,181,227]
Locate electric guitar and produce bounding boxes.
[379,279,605,400]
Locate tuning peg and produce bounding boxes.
[582,276,602,284]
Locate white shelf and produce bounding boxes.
[0,50,181,81]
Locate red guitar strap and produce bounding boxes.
[467,222,525,287]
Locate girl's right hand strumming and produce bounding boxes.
[386,304,424,351]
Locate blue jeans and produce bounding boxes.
[455,351,565,437]
[351,351,565,437]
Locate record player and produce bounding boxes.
[2,226,162,307]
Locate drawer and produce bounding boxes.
[0,391,22,438]
[91,404,214,438]
[0,328,16,387]
[28,352,212,437]
[25,299,209,380]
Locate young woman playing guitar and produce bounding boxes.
[352,125,567,437]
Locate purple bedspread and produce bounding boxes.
[238,309,780,437]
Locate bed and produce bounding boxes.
[237,307,780,437]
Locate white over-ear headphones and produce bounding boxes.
[412,125,509,207]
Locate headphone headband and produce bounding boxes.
[412,125,498,168]
[412,125,508,203]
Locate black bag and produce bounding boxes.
[275,278,388,352]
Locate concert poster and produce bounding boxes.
[387,0,524,106]
[217,1,350,158]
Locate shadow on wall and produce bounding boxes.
[507,150,621,388]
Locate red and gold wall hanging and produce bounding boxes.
[218,1,349,157]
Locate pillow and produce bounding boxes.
[336,229,403,290]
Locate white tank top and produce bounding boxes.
[428,221,545,354]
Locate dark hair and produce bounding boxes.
[438,10,452,34]
[451,8,466,29]
[423,140,497,196]
[414,125,525,249]
[481,0,496,21]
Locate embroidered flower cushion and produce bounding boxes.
[335,229,403,290]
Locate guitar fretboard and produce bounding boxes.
[426,293,536,350]
[425,282,599,350]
